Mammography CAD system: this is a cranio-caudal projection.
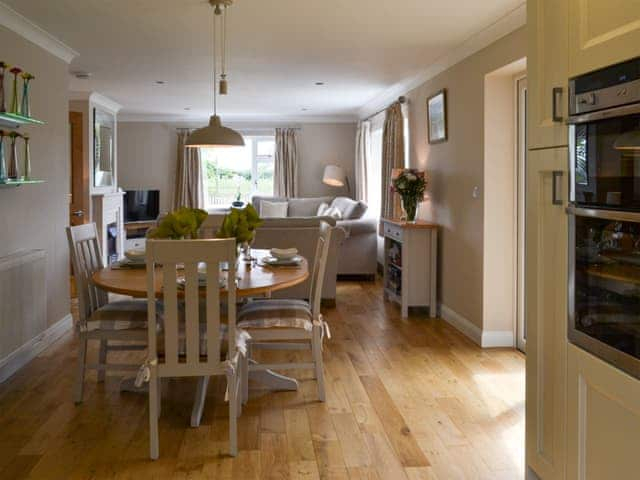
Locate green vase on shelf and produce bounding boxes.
[0,62,9,113]
[8,132,20,179]
[0,131,7,182]
[9,67,22,115]
[20,73,34,118]
[22,134,31,180]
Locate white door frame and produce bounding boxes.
[516,75,527,352]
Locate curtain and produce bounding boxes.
[354,120,371,203]
[274,128,299,197]
[380,102,405,221]
[173,130,204,210]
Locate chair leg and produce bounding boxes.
[312,325,326,402]
[74,336,88,404]
[227,369,238,457]
[97,339,108,383]
[149,370,160,460]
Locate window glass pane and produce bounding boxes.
[257,140,275,157]
[202,137,275,207]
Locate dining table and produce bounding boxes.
[91,248,309,426]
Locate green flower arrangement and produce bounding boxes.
[216,204,262,245]
[146,207,208,239]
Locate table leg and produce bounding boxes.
[248,359,299,391]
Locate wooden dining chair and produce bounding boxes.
[237,222,333,402]
[143,238,244,459]
[67,223,148,404]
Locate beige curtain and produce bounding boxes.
[380,102,405,221]
[173,130,204,210]
[274,128,299,197]
[354,120,370,203]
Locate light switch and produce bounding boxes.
[472,186,480,199]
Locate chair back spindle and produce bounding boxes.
[308,222,333,319]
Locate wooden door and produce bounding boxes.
[69,111,88,226]
[525,147,568,480]
[567,344,640,479]
[569,0,640,77]
[527,0,569,150]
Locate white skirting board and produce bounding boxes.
[440,304,514,348]
[0,314,73,383]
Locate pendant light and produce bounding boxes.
[186,0,244,148]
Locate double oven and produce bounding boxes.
[568,57,640,379]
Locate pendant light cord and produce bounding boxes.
[222,7,227,78]
[212,7,217,117]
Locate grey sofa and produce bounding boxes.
[251,196,378,278]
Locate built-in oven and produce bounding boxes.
[568,57,640,379]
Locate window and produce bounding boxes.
[201,136,275,207]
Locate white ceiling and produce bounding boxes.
[3,0,525,122]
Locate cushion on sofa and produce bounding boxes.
[330,197,368,220]
[252,196,287,216]
[288,197,333,217]
[261,200,288,218]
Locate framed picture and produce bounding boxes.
[427,89,447,144]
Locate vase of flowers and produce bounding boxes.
[0,62,9,113]
[9,67,22,114]
[216,204,263,260]
[391,169,426,223]
[146,207,208,239]
[20,72,34,118]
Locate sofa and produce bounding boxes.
[251,196,378,278]
[198,212,345,302]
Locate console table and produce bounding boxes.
[381,218,438,318]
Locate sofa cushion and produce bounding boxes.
[324,206,343,219]
[261,200,288,218]
[288,197,333,217]
[317,202,330,216]
[252,196,287,216]
[330,197,368,220]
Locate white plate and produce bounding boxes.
[270,248,299,260]
[261,255,303,266]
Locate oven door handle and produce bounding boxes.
[566,205,640,222]
[568,102,640,124]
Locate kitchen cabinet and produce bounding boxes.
[568,0,640,77]
[567,344,640,479]
[525,147,568,480]
[527,0,569,149]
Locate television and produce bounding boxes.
[123,190,160,222]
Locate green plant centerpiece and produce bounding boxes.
[146,207,208,239]
[216,204,262,257]
[391,169,426,223]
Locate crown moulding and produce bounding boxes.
[69,91,123,113]
[0,2,78,64]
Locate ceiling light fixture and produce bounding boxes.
[315,82,325,86]
[155,80,166,85]
[186,0,244,148]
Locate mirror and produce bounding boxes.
[93,108,115,187]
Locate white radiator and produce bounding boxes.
[0,250,47,379]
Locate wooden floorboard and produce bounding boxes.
[0,279,525,479]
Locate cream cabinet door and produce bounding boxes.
[569,0,640,76]
[528,0,569,149]
[526,147,568,480]
[567,344,640,479]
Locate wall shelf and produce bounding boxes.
[0,112,45,129]
[0,179,44,188]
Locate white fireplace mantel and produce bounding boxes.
[92,192,125,266]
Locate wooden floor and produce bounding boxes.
[0,279,525,480]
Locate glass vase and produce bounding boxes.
[22,135,31,180]
[20,77,31,118]
[9,68,21,115]
[0,66,6,113]
[402,196,418,223]
[8,134,19,179]
[0,135,6,182]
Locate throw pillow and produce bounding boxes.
[260,200,288,218]
[323,206,343,220]
[317,202,330,216]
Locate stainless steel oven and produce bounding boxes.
[568,57,640,379]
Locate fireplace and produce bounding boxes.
[92,192,125,266]
[106,222,118,265]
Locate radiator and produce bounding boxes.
[0,250,47,366]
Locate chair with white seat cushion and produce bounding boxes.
[143,238,244,459]
[66,223,148,404]
[238,221,333,402]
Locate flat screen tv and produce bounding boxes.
[123,190,160,222]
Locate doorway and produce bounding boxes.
[69,111,88,227]
[516,76,527,352]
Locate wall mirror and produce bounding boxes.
[93,108,115,187]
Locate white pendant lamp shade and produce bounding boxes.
[185,115,244,148]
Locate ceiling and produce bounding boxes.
[4,0,524,122]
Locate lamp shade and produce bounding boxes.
[185,115,245,148]
[323,164,346,187]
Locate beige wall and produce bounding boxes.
[117,122,356,208]
[118,122,177,213]
[0,26,71,327]
[406,26,526,331]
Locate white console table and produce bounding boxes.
[381,218,438,318]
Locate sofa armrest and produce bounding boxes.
[336,217,377,238]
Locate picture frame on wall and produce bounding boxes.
[427,89,447,144]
